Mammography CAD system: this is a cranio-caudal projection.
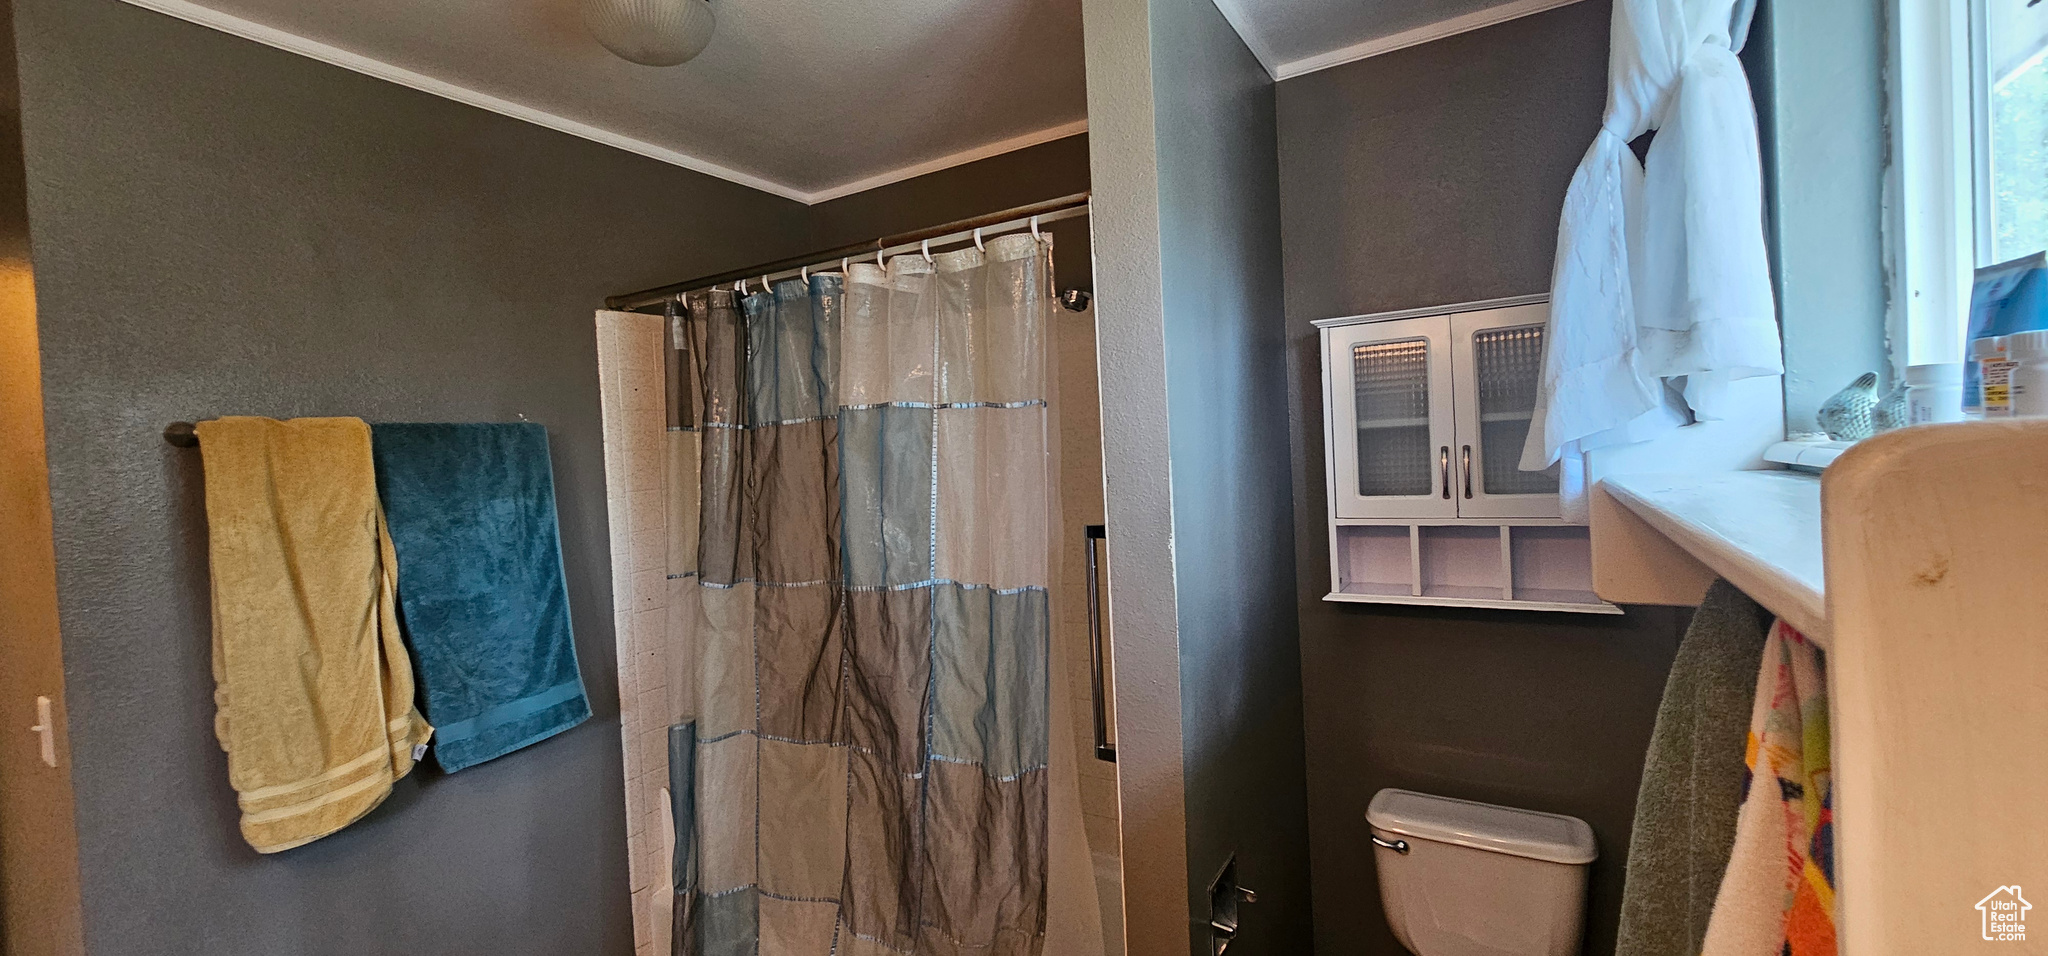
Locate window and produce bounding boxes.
[1974,0,2048,265]
[1889,0,2048,372]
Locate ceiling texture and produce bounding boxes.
[1212,0,1584,79]
[116,0,1583,203]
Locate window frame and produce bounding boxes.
[1885,0,1975,374]
[1892,0,2048,370]
[1967,0,2048,266]
[1968,0,1994,264]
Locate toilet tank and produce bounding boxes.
[1367,789,1597,956]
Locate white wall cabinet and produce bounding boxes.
[1318,295,1616,613]
[1327,302,1562,520]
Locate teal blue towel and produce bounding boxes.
[371,422,590,773]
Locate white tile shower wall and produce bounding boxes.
[1053,304,1123,955]
[596,311,676,956]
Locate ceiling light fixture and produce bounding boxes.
[582,0,715,67]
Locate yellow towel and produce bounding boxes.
[196,416,432,853]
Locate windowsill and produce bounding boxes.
[1594,469,1829,644]
[1763,438,1853,471]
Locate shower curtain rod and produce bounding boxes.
[603,192,1090,311]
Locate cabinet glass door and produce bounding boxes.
[1328,315,1455,519]
[1451,304,1560,518]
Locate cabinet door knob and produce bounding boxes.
[1439,446,1451,499]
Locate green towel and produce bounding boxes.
[1615,580,1773,956]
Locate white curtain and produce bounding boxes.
[1520,0,1782,518]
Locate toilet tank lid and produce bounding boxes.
[1367,789,1597,865]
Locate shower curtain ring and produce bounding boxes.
[841,257,850,273]
[876,248,886,268]
[921,239,933,263]
[973,227,985,252]
[761,275,771,293]
[1029,215,1041,239]
[801,265,809,281]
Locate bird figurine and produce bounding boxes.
[1816,372,1880,441]
[1872,380,1910,433]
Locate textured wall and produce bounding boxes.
[15,2,801,953]
[1276,4,1692,955]
[1749,0,1886,432]
[0,0,85,948]
[806,134,1094,292]
[1148,1,1312,954]
[1079,0,1192,949]
[1080,0,1312,952]
[12,0,1084,953]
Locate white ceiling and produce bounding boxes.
[121,0,1580,203]
[1212,0,1588,79]
[127,0,1087,203]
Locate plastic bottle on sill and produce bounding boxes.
[2009,331,2048,418]
[1974,335,2017,418]
[1906,363,1966,424]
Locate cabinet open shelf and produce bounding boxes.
[1329,521,1619,614]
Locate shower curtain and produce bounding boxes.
[597,233,1095,956]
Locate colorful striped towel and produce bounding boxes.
[1701,620,1836,956]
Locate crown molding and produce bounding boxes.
[803,119,1089,204]
[112,0,1086,205]
[1274,0,1591,80]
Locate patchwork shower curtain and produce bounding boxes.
[598,233,1065,956]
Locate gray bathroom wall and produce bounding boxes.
[806,133,1094,292]
[1749,0,1887,432]
[12,0,1086,953]
[1078,0,1193,948]
[1276,4,1693,955]
[1082,0,1311,953]
[14,2,803,952]
[1150,2,1311,955]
